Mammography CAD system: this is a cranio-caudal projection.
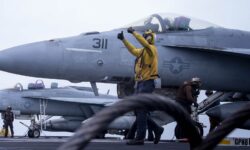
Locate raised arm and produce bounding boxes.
[133,32,151,49]
[127,27,153,56]
[117,31,142,57]
[123,39,142,57]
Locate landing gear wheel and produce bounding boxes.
[28,130,34,138]
[28,129,40,138]
[33,129,40,138]
[95,131,106,139]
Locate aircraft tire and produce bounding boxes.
[95,134,105,139]
[28,130,34,138]
[33,129,40,138]
[95,131,106,139]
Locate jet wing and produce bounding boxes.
[23,96,117,106]
[163,44,250,56]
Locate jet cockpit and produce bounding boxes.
[123,13,218,33]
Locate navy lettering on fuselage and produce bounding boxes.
[163,57,190,74]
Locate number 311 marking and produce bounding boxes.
[92,38,108,49]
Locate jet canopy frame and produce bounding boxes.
[123,13,218,33]
[14,83,23,91]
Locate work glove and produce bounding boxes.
[117,31,124,40]
[127,27,135,34]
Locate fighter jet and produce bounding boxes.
[0,81,172,138]
[0,13,250,97]
[0,13,250,130]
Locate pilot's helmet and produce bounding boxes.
[173,16,191,30]
[143,29,156,44]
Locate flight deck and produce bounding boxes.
[0,137,250,150]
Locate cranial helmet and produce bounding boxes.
[191,77,202,88]
[7,106,12,110]
[143,29,156,44]
[191,77,201,83]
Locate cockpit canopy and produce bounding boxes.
[123,13,218,33]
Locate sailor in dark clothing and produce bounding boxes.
[3,106,14,137]
[174,78,201,139]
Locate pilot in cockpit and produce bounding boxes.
[163,18,173,31]
[173,16,191,31]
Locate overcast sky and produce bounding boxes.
[0,0,250,138]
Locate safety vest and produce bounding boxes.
[123,32,158,81]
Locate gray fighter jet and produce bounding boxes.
[0,13,250,96]
[0,13,250,130]
[0,81,172,138]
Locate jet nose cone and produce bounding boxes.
[0,40,63,78]
[0,50,12,71]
